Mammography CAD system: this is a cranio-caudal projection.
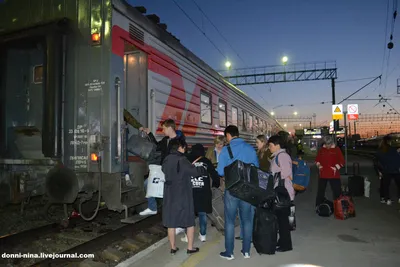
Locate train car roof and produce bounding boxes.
[113,0,279,125]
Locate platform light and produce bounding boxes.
[293,111,298,115]
[284,124,287,127]
[271,111,275,116]
[225,61,232,69]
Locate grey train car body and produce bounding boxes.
[0,0,282,217]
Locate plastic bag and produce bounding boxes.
[146,164,165,198]
[364,177,371,198]
[127,132,156,161]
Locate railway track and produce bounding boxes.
[0,211,165,267]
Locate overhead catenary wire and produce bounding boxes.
[382,0,398,94]
[336,76,380,83]
[171,0,227,59]
[338,75,382,104]
[190,0,271,106]
[381,0,390,77]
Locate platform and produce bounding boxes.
[118,155,400,267]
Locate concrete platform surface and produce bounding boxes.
[121,155,400,267]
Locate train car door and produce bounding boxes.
[0,42,45,158]
[123,50,148,139]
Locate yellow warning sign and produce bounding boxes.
[334,106,341,113]
[332,114,343,120]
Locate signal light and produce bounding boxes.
[91,153,98,162]
[91,32,100,44]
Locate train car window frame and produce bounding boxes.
[242,110,247,131]
[33,65,43,84]
[218,100,227,127]
[249,114,253,132]
[200,91,212,125]
[232,106,238,126]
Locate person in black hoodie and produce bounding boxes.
[375,135,400,205]
[162,138,206,255]
[179,144,220,243]
[139,119,185,216]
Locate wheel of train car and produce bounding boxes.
[45,166,79,204]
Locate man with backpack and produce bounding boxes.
[217,125,259,260]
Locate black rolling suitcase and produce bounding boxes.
[252,207,278,255]
[348,162,364,197]
[224,145,275,206]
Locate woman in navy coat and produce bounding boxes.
[162,138,206,255]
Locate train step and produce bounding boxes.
[121,213,154,224]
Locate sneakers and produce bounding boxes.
[387,200,392,206]
[175,228,185,235]
[139,208,157,216]
[380,198,386,204]
[181,233,188,243]
[220,252,234,260]
[241,250,250,259]
[198,234,206,242]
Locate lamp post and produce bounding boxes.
[282,56,288,81]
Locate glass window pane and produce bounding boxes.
[232,107,238,126]
[200,92,212,124]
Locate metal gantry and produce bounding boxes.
[274,116,313,123]
[222,61,337,86]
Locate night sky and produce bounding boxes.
[127,0,400,130]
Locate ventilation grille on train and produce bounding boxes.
[129,24,144,44]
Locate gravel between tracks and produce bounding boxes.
[1,209,165,267]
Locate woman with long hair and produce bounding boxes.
[375,135,400,205]
[205,136,225,167]
[256,134,272,172]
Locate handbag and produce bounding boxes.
[224,145,275,206]
[273,172,292,210]
[273,153,292,210]
[127,131,156,161]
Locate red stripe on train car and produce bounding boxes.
[112,25,186,134]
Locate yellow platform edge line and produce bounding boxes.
[179,231,223,267]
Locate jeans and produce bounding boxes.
[224,190,253,255]
[239,205,255,240]
[198,212,207,235]
[143,178,157,211]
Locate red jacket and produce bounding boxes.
[315,146,345,179]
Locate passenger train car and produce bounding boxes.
[355,133,400,150]
[0,0,282,221]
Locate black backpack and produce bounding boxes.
[317,199,334,217]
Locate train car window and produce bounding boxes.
[200,91,212,124]
[242,110,247,131]
[218,100,227,127]
[232,106,238,126]
[249,115,253,132]
[255,117,260,133]
[33,65,43,84]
